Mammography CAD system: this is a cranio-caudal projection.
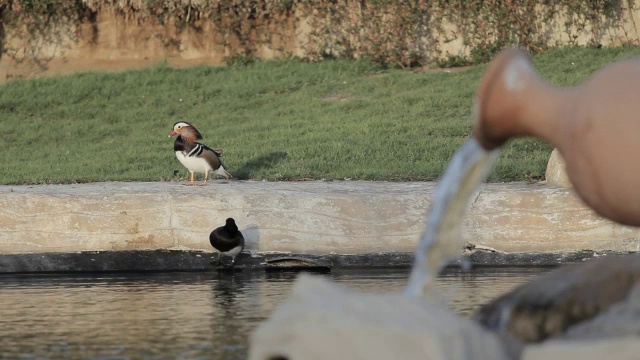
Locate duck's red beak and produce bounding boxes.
[168,130,177,137]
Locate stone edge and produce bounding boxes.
[0,249,632,274]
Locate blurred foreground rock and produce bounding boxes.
[249,274,508,360]
[522,337,640,360]
[562,282,640,340]
[474,254,640,359]
[251,256,640,360]
[475,254,640,343]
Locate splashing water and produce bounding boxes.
[405,138,500,297]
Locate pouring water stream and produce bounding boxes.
[405,138,500,297]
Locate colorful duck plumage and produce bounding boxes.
[169,121,232,185]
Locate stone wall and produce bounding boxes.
[1,181,639,255]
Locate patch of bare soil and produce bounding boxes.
[0,56,224,84]
[412,65,474,73]
[320,93,361,102]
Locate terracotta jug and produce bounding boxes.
[473,48,640,226]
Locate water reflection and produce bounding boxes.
[0,268,548,359]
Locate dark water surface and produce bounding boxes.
[0,268,548,359]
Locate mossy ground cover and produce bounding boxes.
[2,46,639,184]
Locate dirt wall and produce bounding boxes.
[1,1,639,80]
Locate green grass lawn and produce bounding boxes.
[2,46,640,185]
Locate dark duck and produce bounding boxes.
[209,218,245,267]
[168,121,233,186]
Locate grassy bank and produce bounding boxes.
[1,46,640,185]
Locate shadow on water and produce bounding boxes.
[232,151,289,179]
[210,272,258,359]
[212,272,249,310]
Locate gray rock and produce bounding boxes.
[522,337,640,360]
[545,149,572,188]
[475,254,640,343]
[249,274,508,360]
[562,283,640,340]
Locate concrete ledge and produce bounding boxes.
[0,250,410,273]
[1,181,640,256]
[0,249,630,274]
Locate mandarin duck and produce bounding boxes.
[209,218,245,267]
[168,121,233,185]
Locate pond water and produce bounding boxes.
[0,268,549,359]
